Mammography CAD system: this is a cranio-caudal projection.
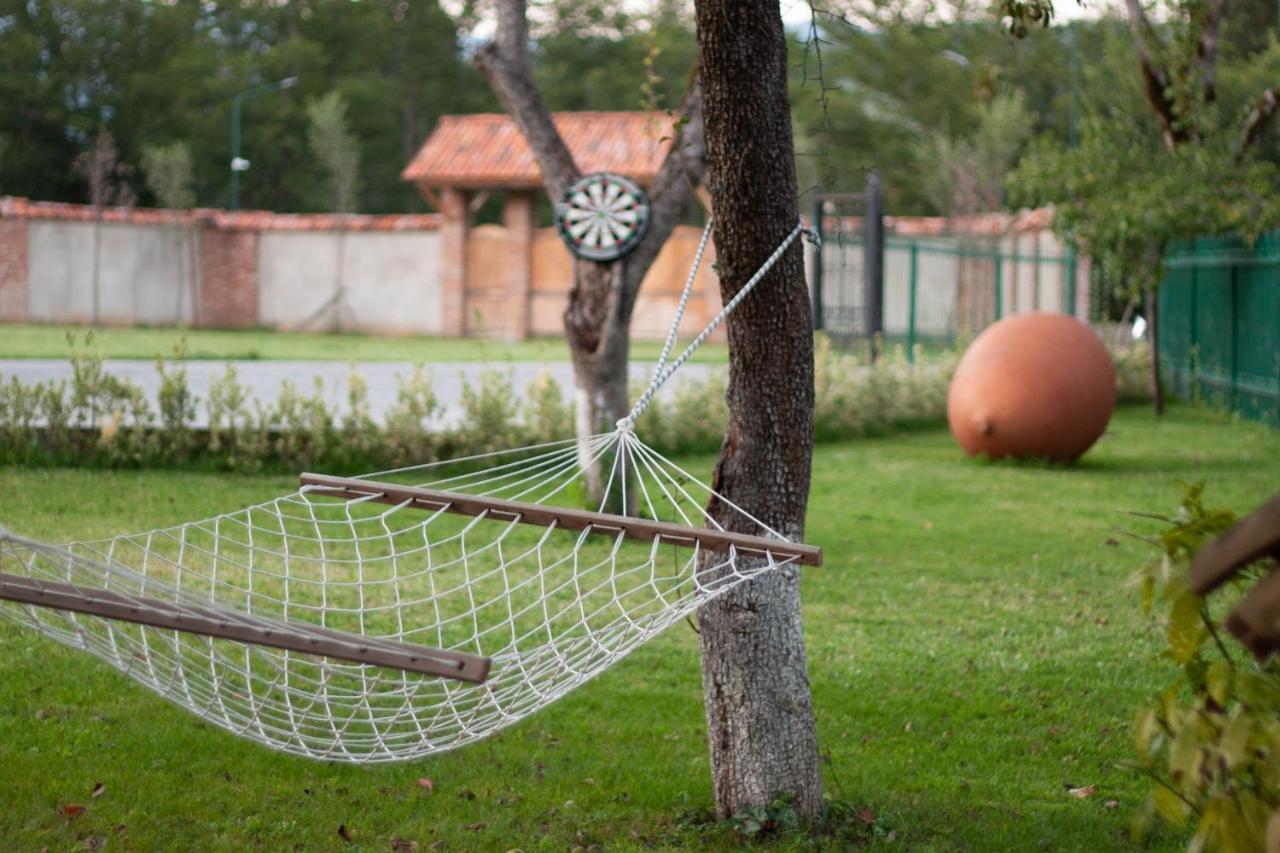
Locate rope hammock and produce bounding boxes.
[0,220,821,763]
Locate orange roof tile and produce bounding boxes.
[0,196,440,231]
[401,112,676,189]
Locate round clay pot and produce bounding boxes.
[947,312,1115,462]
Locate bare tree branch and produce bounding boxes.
[1239,87,1280,159]
[1196,0,1229,104]
[474,0,578,199]
[1123,0,1184,151]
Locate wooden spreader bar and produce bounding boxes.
[0,571,491,683]
[299,472,824,567]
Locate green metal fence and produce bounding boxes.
[1159,231,1280,425]
[814,227,1082,357]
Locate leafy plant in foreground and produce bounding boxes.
[1129,483,1280,851]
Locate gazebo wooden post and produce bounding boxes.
[436,186,471,337]
[503,190,535,340]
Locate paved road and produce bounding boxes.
[0,359,719,427]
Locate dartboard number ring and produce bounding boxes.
[556,172,651,262]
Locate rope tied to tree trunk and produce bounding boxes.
[618,218,820,431]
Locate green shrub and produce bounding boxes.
[457,368,523,455]
[206,365,271,472]
[382,365,442,469]
[1128,484,1279,850]
[522,369,571,446]
[155,336,197,463]
[0,329,1158,473]
[270,378,334,471]
[1114,342,1153,404]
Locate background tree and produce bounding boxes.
[916,89,1034,218]
[140,142,197,210]
[307,92,362,213]
[692,0,823,822]
[75,130,136,326]
[1011,0,1280,413]
[474,0,706,500]
[0,0,485,213]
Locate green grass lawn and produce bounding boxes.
[0,323,730,363]
[0,405,1276,850]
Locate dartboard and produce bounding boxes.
[556,172,651,262]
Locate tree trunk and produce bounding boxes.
[693,0,823,823]
[475,0,705,505]
[1146,286,1165,415]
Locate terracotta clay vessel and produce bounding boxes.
[947,312,1115,462]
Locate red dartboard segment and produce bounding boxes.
[556,172,651,261]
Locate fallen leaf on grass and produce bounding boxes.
[60,805,87,819]
[337,824,353,844]
[91,783,105,798]
[390,838,418,851]
[1105,800,1119,809]
[1067,785,1097,799]
[857,808,877,825]
[415,778,434,792]
[465,822,486,832]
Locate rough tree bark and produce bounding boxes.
[692,0,824,823]
[475,0,705,500]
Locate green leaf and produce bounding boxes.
[1154,785,1190,827]
[1135,706,1160,757]
[1168,722,1203,789]
[1237,670,1280,710]
[1219,713,1253,770]
[1169,591,1206,664]
[1130,794,1157,842]
[1206,662,1232,708]
[1190,796,1225,853]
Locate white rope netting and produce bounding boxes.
[0,218,820,763]
[0,431,801,761]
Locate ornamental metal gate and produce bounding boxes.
[811,179,1081,360]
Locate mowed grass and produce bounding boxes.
[0,323,729,364]
[0,405,1277,850]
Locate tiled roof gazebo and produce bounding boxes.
[402,112,676,337]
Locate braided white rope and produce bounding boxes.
[620,218,820,429]
[651,218,715,380]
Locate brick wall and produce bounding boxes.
[199,228,258,329]
[0,219,27,323]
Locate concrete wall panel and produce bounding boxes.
[342,232,442,334]
[27,222,97,323]
[27,221,192,325]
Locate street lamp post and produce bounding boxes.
[229,76,299,211]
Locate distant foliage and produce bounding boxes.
[1128,484,1280,851]
[140,142,197,209]
[306,92,361,214]
[917,91,1035,218]
[75,130,136,209]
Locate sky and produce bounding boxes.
[779,0,1114,29]
[453,0,1119,42]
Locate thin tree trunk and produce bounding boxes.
[1146,286,1164,415]
[693,0,823,823]
[475,0,705,505]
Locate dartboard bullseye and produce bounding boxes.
[556,172,651,262]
